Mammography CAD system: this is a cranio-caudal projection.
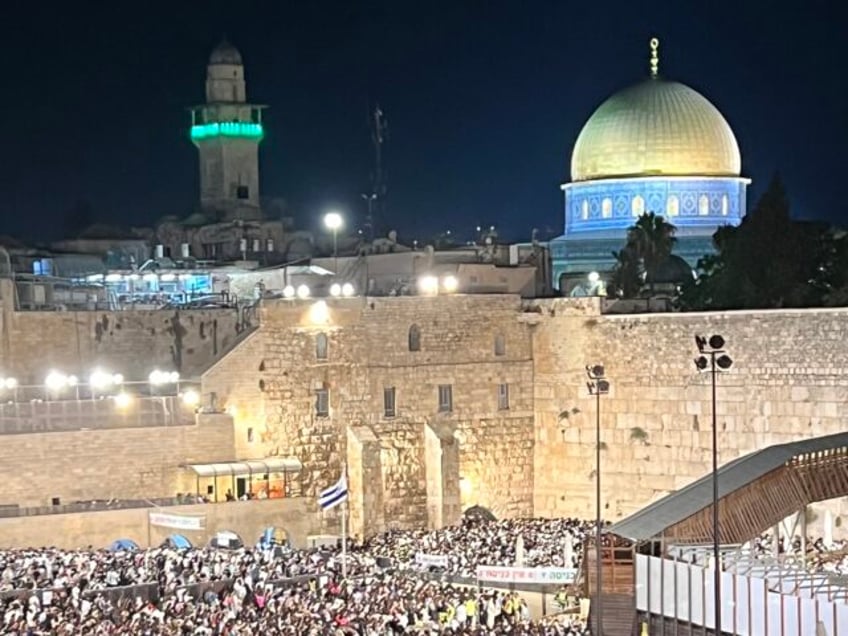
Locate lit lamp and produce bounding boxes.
[418,275,439,296]
[149,369,180,395]
[114,392,132,409]
[44,371,78,400]
[89,369,123,397]
[323,211,344,273]
[693,334,733,635]
[0,376,18,403]
[181,389,200,408]
[442,275,459,293]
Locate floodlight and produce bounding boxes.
[181,390,200,407]
[341,282,355,297]
[283,285,296,299]
[114,392,132,409]
[329,283,342,297]
[708,335,725,350]
[442,275,459,293]
[418,276,439,295]
[296,284,310,299]
[716,354,733,370]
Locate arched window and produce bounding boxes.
[721,194,729,216]
[315,333,328,361]
[666,195,679,217]
[631,195,645,217]
[601,198,612,219]
[581,200,589,220]
[494,334,506,356]
[698,195,710,216]
[408,324,421,352]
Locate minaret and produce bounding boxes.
[189,39,266,222]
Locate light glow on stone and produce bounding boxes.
[190,122,264,141]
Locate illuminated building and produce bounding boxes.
[551,38,750,291]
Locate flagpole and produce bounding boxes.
[341,498,348,579]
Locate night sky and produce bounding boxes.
[1,0,845,243]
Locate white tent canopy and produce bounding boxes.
[184,457,302,478]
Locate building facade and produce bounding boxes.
[551,40,751,291]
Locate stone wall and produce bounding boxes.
[0,498,318,550]
[0,412,235,507]
[201,295,536,536]
[0,305,251,384]
[531,298,848,532]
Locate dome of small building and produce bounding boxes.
[649,254,695,285]
[571,79,741,182]
[209,39,243,66]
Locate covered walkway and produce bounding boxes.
[586,432,848,635]
[610,431,848,546]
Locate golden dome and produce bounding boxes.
[570,79,741,182]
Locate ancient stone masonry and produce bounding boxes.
[6,292,848,541]
[0,307,249,383]
[201,295,536,537]
[531,299,848,532]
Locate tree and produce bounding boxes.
[626,212,677,292]
[678,174,829,310]
[608,212,677,298]
[608,245,642,298]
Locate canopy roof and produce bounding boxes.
[184,457,302,478]
[610,432,848,544]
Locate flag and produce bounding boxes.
[318,473,348,511]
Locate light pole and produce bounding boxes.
[586,364,610,635]
[323,211,343,275]
[694,334,733,635]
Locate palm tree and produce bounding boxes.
[626,212,677,293]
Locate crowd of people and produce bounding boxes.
[365,516,596,577]
[750,533,848,576]
[0,518,593,635]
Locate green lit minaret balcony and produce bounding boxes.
[190,122,264,141]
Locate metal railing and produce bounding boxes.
[0,494,223,519]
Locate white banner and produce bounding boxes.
[148,511,205,531]
[415,553,450,568]
[476,566,578,585]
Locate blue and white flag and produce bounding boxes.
[318,473,348,511]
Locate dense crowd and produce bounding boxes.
[365,517,597,577]
[752,533,848,576]
[0,518,592,635]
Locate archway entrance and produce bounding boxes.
[463,505,497,522]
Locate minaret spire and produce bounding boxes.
[650,37,659,79]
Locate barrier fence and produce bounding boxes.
[0,555,579,616]
[636,554,848,635]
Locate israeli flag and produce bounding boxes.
[318,473,348,511]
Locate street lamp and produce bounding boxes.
[586,364,610,634]
[324,211,343,274]
[694,334,733,635]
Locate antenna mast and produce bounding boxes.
[364,104,388,241]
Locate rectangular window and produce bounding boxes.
[438,384,453,413]
[315,389,329,417]
[498,383,510,410]
[383,387,396,418]
[247,427,254,443]
[237,185,250,200]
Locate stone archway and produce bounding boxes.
[463,505,497,522]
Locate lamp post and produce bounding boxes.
[694,334,733,635]
[586,364,610,634]
[323,211,343,274]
